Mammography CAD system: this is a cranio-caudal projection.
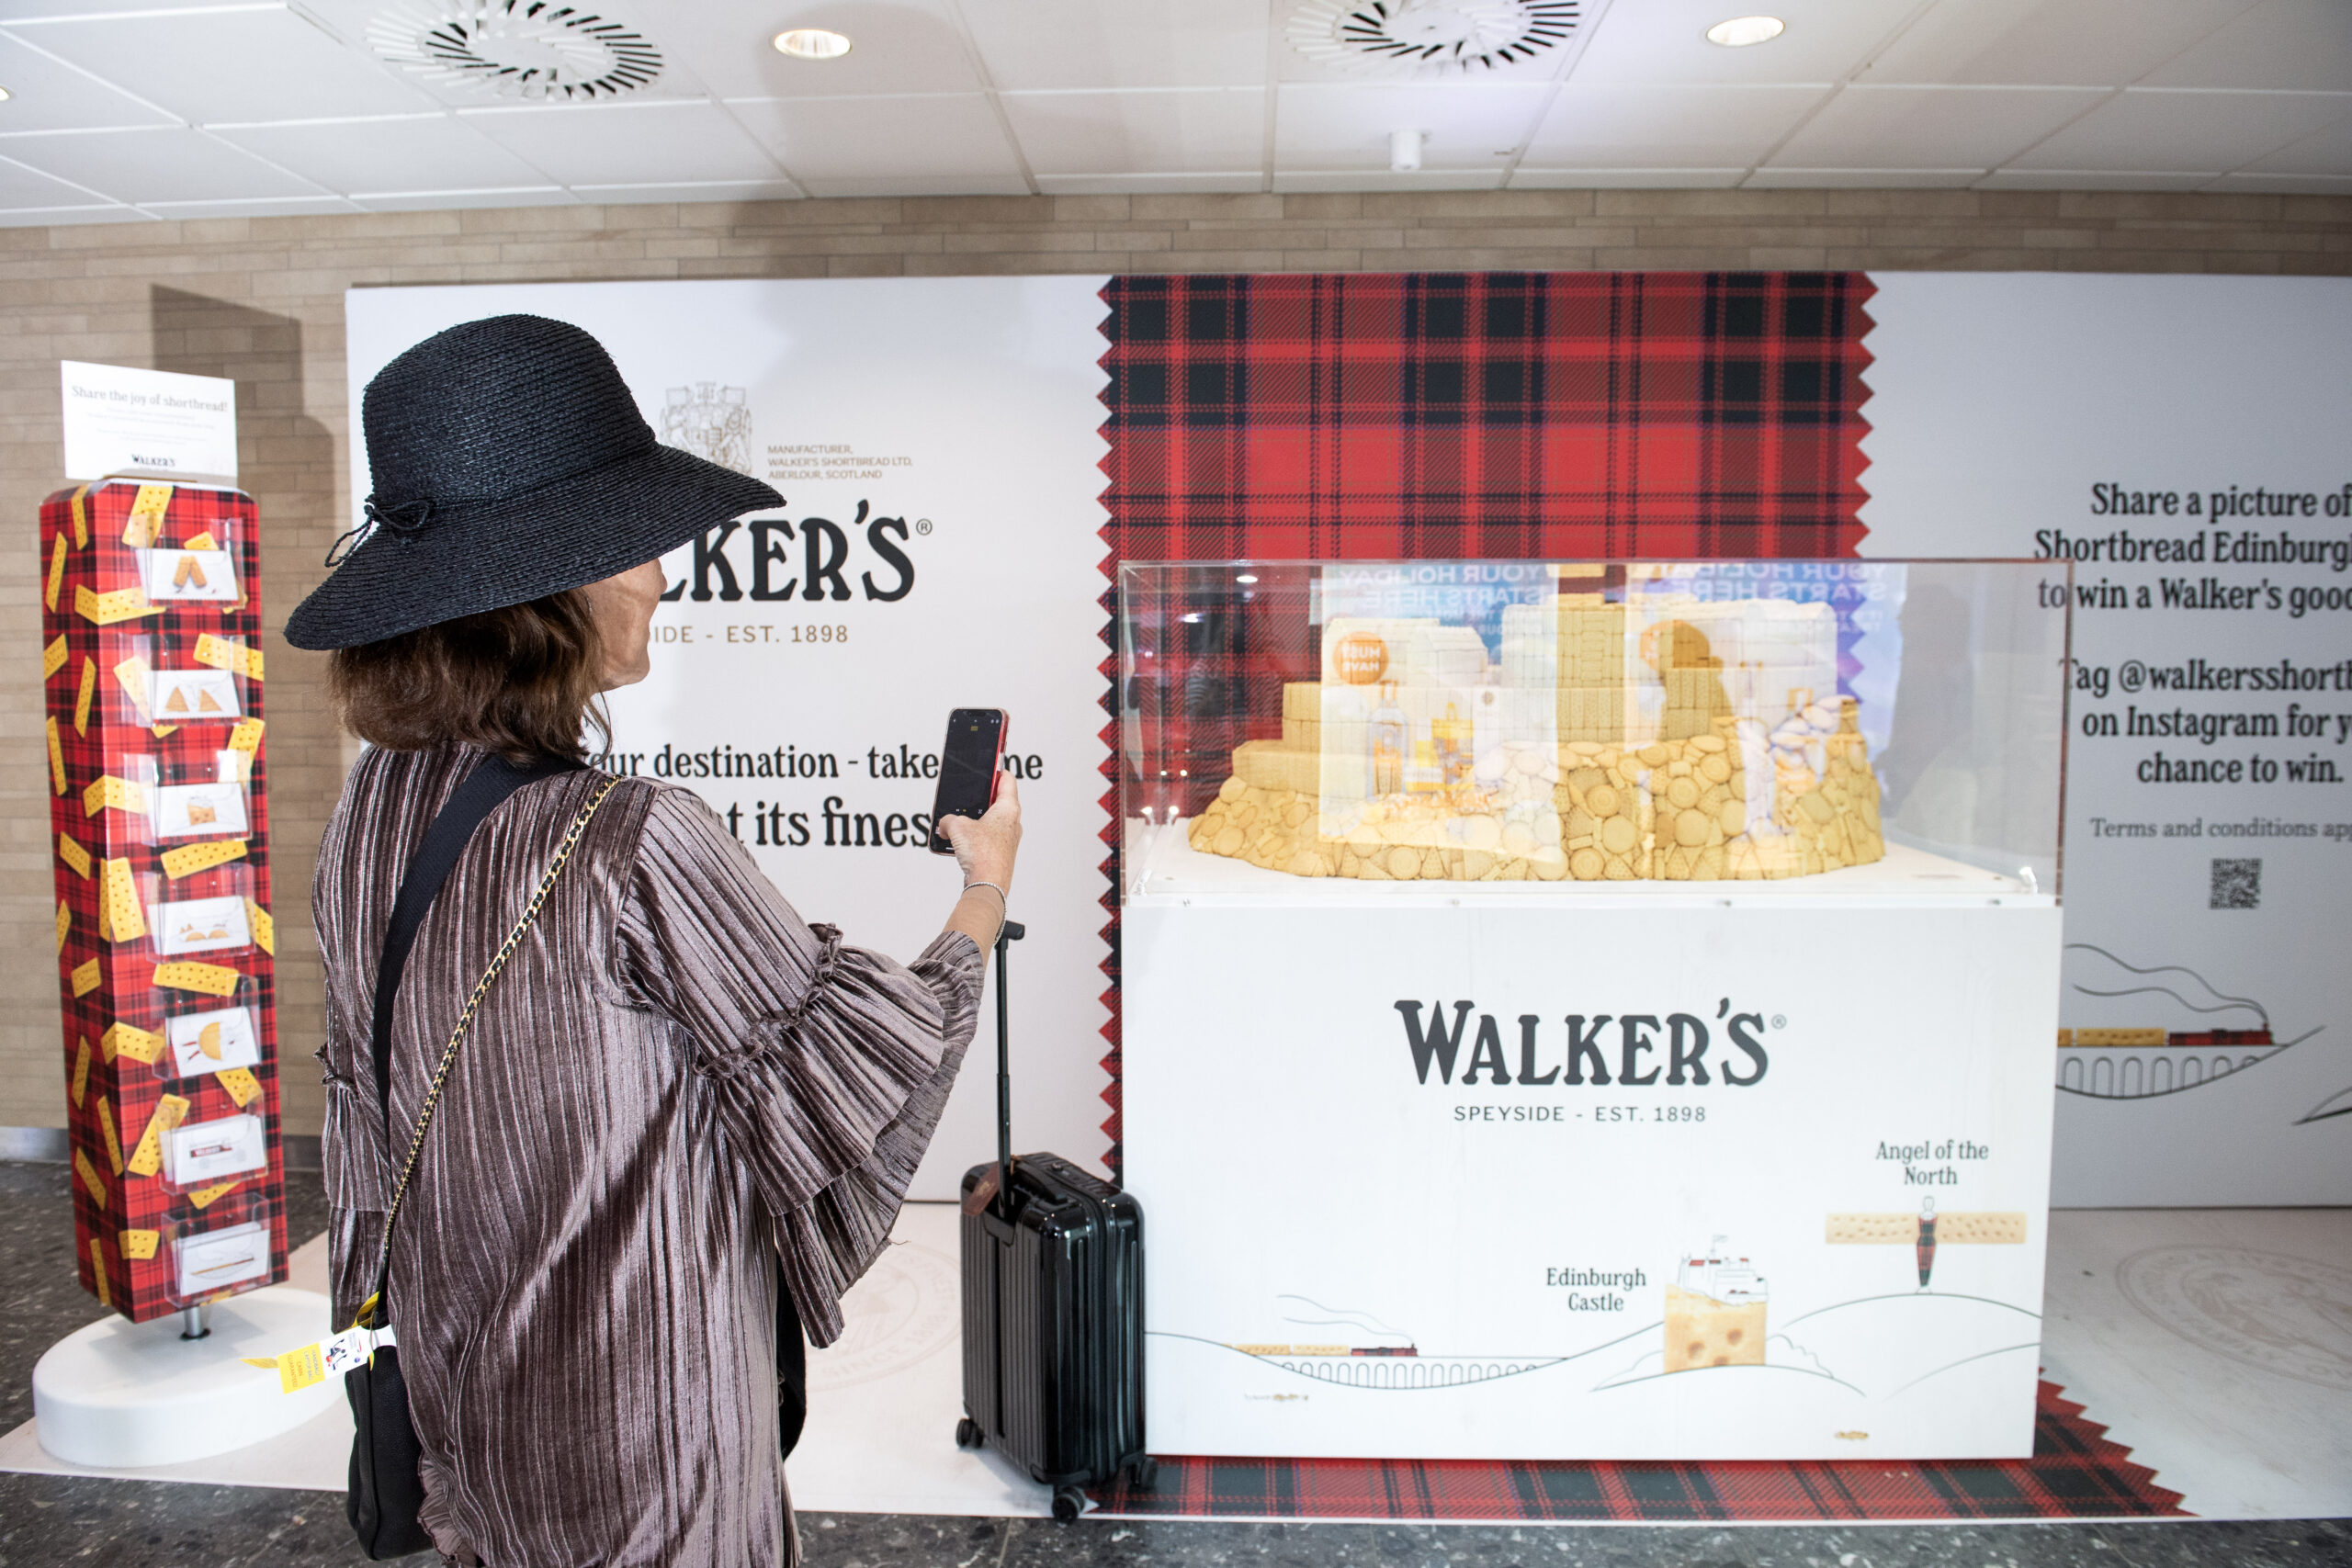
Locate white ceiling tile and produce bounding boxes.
[0,31,177,130]
[0,145,104,202]
[798,171,1028,195]
[1003,86,1262,175]
[2,125,322,200]
[2009,87,2351,171]
[1275,82,1549,169]
[961,0,1267,90]
[565,179,799,204]
[1526,84,1825,165]
[462,100,786,186]
[620,0,987,100]
[1977,166,2223,187]
[1272,168,1503,191]
[2243,110,2352,174]
[2215,169,2352,190]
[1566,0,1893,85]
[350,185,575,210]
[1859,0,2261,87]
[2142,0,2352,90]
[210,114,554,193]
[727,94,1026,191]
[0,203,142,226]
[1510,166,1746,186]
[1035,171,1261,193]
[7,6,440,121]
[1745,165,1985,186]
[1770,85,2109,168]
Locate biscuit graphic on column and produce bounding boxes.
[44,635,69,679]
[127,1093,190,1177]
[70,957,102,997]
[45,533,67,611]
[119,1229,159,1260]
[55,901,70,954]
[162,839,247,879]
[187,1179,241,1209]
[217,1065,261,1108]
[153,960,239,998]
[74,1146,107,1207]
[244,898,274,955]
[74,657,96,735]
[101,858,145,943]
[103,1021,163,1066]
[97,1096,122,1174]
[58,831,92,879]
[70,1039,91,1108]
[47,718,66,796]
[89,1238,109,1306]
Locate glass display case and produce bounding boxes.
[1117,559,2068,900]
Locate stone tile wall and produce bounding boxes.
[3,188,2347,1134]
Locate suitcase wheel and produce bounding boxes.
[954,1417,982,1450]
[1127,1455,1159,1490]
[1051,1485,1086,1522]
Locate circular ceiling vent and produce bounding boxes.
[1288,0,1579,75]
[368,1,662,101]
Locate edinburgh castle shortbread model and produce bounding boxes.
[1186,576,1887,884]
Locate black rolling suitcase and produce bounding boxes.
[955,920,1153,1519]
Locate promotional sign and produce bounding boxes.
[59,362,239,487]
[344,280,1113,1197]
[1125,897,2060,1459]
[1859,276,2352,1205]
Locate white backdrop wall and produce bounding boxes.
[346,279,1114,1199]
[1859,275,2352,1206]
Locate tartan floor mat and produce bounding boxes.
[1088,1379,2188,1523]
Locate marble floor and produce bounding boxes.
[1,1163,2345,1567]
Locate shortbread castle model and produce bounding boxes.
[1185,579,1886,883]
[1664,1236,1769,1373]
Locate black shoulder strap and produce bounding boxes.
[372,752,583,1134]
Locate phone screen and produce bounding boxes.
[929,708,1006,853]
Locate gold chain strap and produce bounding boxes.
[355,775,620,1330]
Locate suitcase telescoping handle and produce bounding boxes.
[993,920,1024,1217]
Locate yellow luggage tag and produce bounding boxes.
[244,1324,390,1393]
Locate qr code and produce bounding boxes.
[2210,858,2261,910]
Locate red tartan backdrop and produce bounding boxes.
[1089,1378,2187,1522]
[1091,271,1878,1174]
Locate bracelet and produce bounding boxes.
[962,881,1009,909]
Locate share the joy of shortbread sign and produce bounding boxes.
[40,479,286,1323]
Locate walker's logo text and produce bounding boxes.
[1395,999,1771,1089]
[662,501,917,604]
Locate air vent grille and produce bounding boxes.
[368,1,662,101]
[1288,0,1580,76]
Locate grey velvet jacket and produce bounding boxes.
[315,745,982,1566]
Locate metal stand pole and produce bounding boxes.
[179,1303,210,1341]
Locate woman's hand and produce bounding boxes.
[940,775,1021,947]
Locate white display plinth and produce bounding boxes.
[1123,820,2060,1461]
[33,1286,339,1468]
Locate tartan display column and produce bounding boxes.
[41,479,287,1325]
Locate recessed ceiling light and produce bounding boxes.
[0,85,12,101]
[1705,15,1784,46]
[773,28,851,60]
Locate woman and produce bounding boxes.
[286,314,1018,1566]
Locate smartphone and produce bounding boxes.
[928,708,1008,854]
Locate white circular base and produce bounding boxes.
[33,1286,341,1468]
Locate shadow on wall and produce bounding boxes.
[149,287,344,1138]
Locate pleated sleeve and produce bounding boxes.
[615,785,983,1345]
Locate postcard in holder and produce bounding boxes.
[161,1111,266,1188]
[150,667,242,723]
[138,547,240,604]
[168,1213,270,1302]
[153,778,250,840]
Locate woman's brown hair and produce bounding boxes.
[329,590,607,764]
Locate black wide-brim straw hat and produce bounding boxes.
[285,313,781,650]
